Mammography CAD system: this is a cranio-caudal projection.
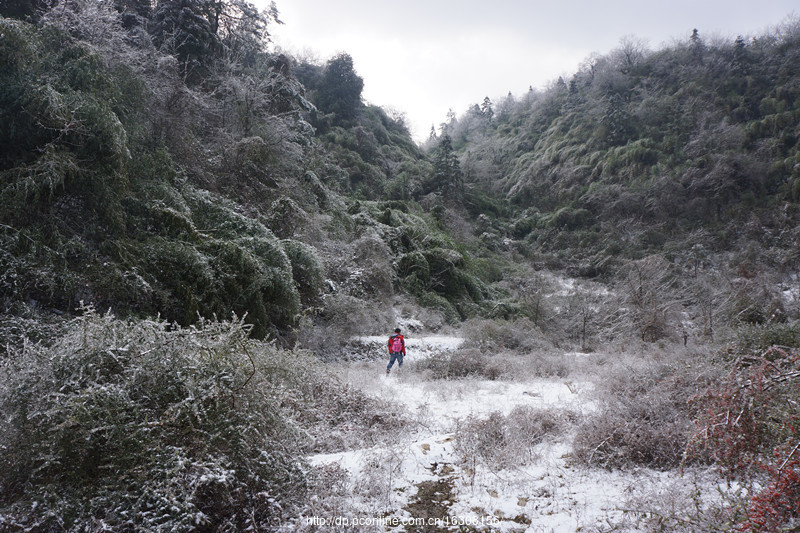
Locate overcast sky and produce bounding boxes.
[265,1,797,142]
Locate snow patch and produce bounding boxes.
[373,378,596,427]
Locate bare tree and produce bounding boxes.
[622,255,678,342]
[613,35,650,72]
[567,291,594,351]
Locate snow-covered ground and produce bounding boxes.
[303,336,724,532]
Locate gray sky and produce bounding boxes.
[265,1,797,142]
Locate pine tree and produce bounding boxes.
[690,28,705,64]
[732,35,749,75]
[481,96,494,119]
[432,134,462,200]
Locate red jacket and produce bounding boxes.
[388,333,405,355]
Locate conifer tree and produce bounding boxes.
[148,0,274,79]
[432,133,462,199]
[732,35,749,75]
[149,0,221,79]
[690,28,705,64]
[602,93,631,146]
[481,96,494,119]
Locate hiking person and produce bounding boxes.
[386,327,405,375]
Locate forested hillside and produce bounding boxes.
[0,0,501,348]
[436,27,800,276]
[1,0,799,529]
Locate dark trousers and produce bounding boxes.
[387,352,404,371]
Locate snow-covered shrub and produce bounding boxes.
[315,293,393,341]
[731,320,800,355]
[0,303,65,356]
[462,317,549,354]
[0,18,131,229]
[411,348,555,382]
[412,349,488,380]
[572,353,713,470]
[416,292,460,324]
[295,377,407,454]
[349,234,395,302]
[454,406,569,470]
[267,196,310,239]
[292,464,360,532]
[611,469,739,532]
[723,270,786,325]
[0,307,310,531]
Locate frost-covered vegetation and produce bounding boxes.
[0,308,403,530]
[2,0,800,530]
[1,309,306,530]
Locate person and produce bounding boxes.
[386,327,405,375]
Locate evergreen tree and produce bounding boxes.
[481,96,494,119]
[431,133,463,199]
[316,53,364,125]
[601,92,631,146]
[149,0,220,79]
[690,28,705,64]
[113,0,152,28]
[732,35,749,75]
[148,0,274,78]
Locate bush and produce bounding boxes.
[462,318,548,353]
[546,207,594,230]
[348,234,394,302]
[0,307,311,531]
[0,224,85,311]
[281,239,326,308]
[0,21,131,228]
[398,251,430,286]
[416,292,460,324]
[687,346,800,531]
[724,273,785,326]
[423,247,464,296]
[295,378,407,454]
[572,357,708,470]
[454,406,568,469]
[267,196,310,239]
[317,293,393,340]
[0,303,66,356]
[413,349,489,379]
[732,320,800,356]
